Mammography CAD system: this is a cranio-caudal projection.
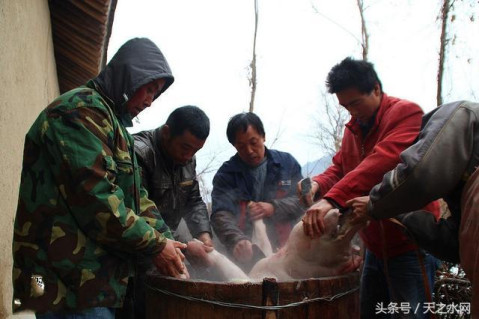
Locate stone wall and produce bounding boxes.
[0,0,59,317]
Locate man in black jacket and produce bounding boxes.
[120,105,212,319]
[134,105,212,246]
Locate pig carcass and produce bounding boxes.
[249,209,363,280]
[187,209,363,282]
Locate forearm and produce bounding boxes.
[184,205,212,238]
[184,183,212,237]
[211,210,248,252]
[369,104,474,218]
[396,212,460,263]
[269,196,304,221]
[312,155,343,199]
[139,189,174,239]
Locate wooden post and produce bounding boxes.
[262,277,279,319]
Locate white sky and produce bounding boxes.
[108,0,479,187]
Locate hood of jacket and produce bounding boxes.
[92,37,174,127]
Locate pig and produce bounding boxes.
[185,208,364,282]
[249,209,363,281]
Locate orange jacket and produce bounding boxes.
[313,94,440,258]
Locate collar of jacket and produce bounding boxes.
[224,147,281,173]
[346,92,390,137]
[88,79,134,128]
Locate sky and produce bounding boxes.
[107,0,479,189]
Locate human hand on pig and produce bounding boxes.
[233,239,253,263]
[302,199,333,238]
[185,239,214,268]
[197,232,214,248]
[248,201,274,220]
[335,254,363,275]
[345,196,373,227]
[153,239,189,279]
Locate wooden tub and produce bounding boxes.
[145,272,360,319]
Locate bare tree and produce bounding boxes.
[266,110,287,149]
[356,0,369,61]
[196,146,230,209]
[249,0,259,112]
[310,92,349,157]
[437,0,452,106]
[311,0,369,60]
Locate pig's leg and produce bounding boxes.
[186,239,250,281]
[207,249,250,281]
[252,218,273,256]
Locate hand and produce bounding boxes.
[248,201,274,220]
[297,178,319,207]
[185,239,214,268]
[153,239,189,279]
[232,239,253,263]
[196,232,214,248]
[345,196,373,227]
[302,199,333,238]
[336,255,363,275]
[346,196,369,215]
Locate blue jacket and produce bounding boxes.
[211,148,304,253]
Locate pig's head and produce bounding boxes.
[289,209,364,269]
[249,209,365,280]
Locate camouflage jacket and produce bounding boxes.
[12,38,174,313]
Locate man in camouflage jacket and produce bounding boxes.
[12,38,186,316]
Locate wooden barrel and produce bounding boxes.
[145,272,360,319]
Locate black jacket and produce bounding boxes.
[134,127,212,238]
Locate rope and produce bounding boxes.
[389,217,437,319]
[145,283,359,310]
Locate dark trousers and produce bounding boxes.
[360,249,437,318]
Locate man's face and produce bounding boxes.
[234,125,266,167]
[126,78,167,118]
[336,84,381,124]
[163,128,206,166]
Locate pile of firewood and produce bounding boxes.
[434,262,472,319]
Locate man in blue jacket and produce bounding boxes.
[211,112,304,271]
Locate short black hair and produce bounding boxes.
[226,112,265,145]
[326,57,382,94]
[165,105,210,140]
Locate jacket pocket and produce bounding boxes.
[103,156,134,193]
[115,159,135,191]
[103,156,117,181]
